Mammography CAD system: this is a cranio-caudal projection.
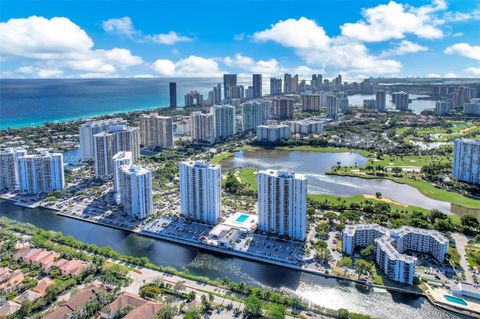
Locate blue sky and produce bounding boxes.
[1,0,479,80]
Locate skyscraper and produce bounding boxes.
[112,151,132,200]
[271,97,294,120]
[17,151,64,195]
[253,74,262,99]
[242,102,263,131]
[257,169,307,241]
[326,94,338,117]
[94,125,140,178]
[269,77,282,96]
[79,118,127,161]
[223,74,237,99]
[435,101,452,115]
[453,139,480,185]
[392,91,409,111]
[283,73,292,93]
[119,165,153,219]
[169,82,177,107]
[191,112,215,144]
[179,161,221,224]
[301,93,321,112]
[139,113,173,149]
[184,91,204,106]
[211,104,235,139]
[375,90,387,112]
[230,85,245,99]
[0,148,26,191]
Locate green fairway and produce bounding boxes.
[367,155,451,167]
[210,151,235,164]
[275,145,372,157]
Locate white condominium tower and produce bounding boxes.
[453,139,480,185]
[257,169,307,241]
[139,113,173,148]
[191,112,215,144]
[179,161,221,224]
[17,151,64,195]
[211,104,235,139]
[93,125,140,178]
[112,151,132,201]
[241,102,263,132]
[79,118,127,161]
[0,148,27,191]
[119,165,153,219]
[256,125,290,143]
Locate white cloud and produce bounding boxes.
[0,16,143,77]
[380,40,428,57]
[224,54,280,74]
[426,72,458,78]
[103,16,192,45]
[144,31,192,45]
[444,72,457,78]
[252,17,401,74]
[465,67,480,76]
[102,17,137,37]
[234,33,245,41]
[340,0,445,42]
[445,43,480,61]
[0,16,93,60]
[253,17,329,50]
[15,65,64,78]
[153,55,220,77]
[443,9,480,22]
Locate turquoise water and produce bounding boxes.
[443,295,468,306]
[235,214,249,223]
[0,78,219,129]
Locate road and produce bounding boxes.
[451,232,474,283]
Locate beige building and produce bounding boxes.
[139,113,173,148]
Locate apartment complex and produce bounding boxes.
[191,112,215,144]
[392,91,409,111]
[139,113,173,149]
[112,151,132,199]
[241,102,264,132]
[211,104,235,139]
[453,139,480,185]
[119,165,153,219]
[257,169,307,241]
[179,161,221,224]
[93,125,140,178]
[17,151,64,195]
[79,118,127,161]
[342,224,448,284]
[256,125,290,143]
[0,148,26,191]
[301,93,321,112]
[271,98,294,120]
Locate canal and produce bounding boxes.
[0,199,459,318]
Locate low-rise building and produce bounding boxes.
[256,124,290,143]
[342,224,448,285]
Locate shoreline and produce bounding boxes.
[2,196,479,318]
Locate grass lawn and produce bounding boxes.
[210,151,235,164]
[367,155,450,167]
[330,168,480,209]
[276,145,373,157]
[238,167,258,191]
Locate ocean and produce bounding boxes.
[0,78,224,129]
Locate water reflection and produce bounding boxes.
[221,149,451,213]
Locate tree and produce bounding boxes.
[360,245,375,260]
[155,304,178,319]
[461,215,479,229]
[375,192,382,199]
[337,257,352,275]
[184,307,202,319]
[323,212,337,224]
[244,295,263,317]
[354,259,373,279]
[266,304,286,319]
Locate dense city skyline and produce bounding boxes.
[1,0,480,80]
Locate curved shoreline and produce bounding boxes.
[2,197,477,318]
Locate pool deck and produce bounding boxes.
[428,286,480,318]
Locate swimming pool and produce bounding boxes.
[444,295,468,306]
[235,214,249,223]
